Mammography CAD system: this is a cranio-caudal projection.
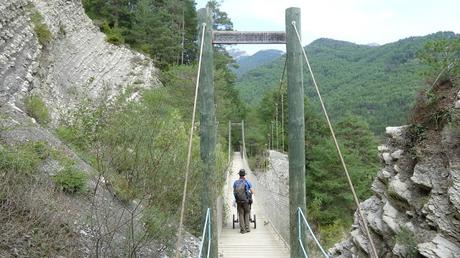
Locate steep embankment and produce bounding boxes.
[0,0,159,122]
[0,0,188,257]
[331,80,460,257]
[1,0,161,133]
[0,0,39,105]
[30,0,160,122]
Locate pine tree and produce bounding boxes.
[82,0,198,68]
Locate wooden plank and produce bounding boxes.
[213,31,286,44]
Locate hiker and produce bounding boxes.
[233,169,255,234]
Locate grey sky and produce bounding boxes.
[195,0,460,55]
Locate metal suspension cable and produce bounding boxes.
[291,22,379,258]
[279,58,287,151]
[277,57,287,99]
[175,23,207,258]
[269,59,288,151]
[298,208,330,257]
[276,58,287,150]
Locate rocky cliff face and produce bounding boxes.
[0,0,171,257]
[31,0,160,123]
[1,0,160,122]
[331,80,460,257]
[0,0,39,105]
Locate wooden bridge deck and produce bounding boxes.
[219,153,289,258]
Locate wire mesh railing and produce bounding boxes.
[253,151,290,243]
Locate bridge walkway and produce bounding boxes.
[219,152,289,258]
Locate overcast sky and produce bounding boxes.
[195,0,460,55]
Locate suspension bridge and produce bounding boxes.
[219,152,289,257]
[175,5,379,258]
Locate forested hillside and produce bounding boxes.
[236,32,459,133]
[234,49,283,78]
[0,0,245,256]
[82,0,198,68]
[243,34,460,247]
[2,0,459,256]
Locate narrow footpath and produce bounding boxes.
[219,152,289,258]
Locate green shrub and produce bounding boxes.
[319,219,348,248]
[30,9,52,46]
[395,227,418,257]
[55,86,227,236]
[0,142,44,202]
[106,33,124,45]
[53,167,87,194]
[32,141,50,160]
[0,143,41,174]
[49,148,76,168]
[0,141,83,256]
[111,175,136,202]
[56,126,79,145]
[143,206,175,246]
[407,124,426,144]
[101,21,124,45]
[24,96,50,125]
[56,125,98,167]
[246,156,254,171]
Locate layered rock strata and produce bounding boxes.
[0,0,39,105]
[1,0,160,122]
[0,0,172,256]
[331,85,460,257]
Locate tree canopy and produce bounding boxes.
[82,0,197,68]
[236,32,459,134]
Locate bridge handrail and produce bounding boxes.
[197,208,212,258]
[297,207,330,258]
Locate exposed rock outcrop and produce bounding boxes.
[0,0,39,105]
[0,0,173,257]
[1,0,160,122]
[30,0,160,123]
[331,81,460,257]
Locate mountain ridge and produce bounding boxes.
[234,49,284,78]
[235,31,459,133]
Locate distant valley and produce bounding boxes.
[235,31,458,133]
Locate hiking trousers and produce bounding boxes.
[237,202,251,232]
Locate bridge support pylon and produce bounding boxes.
[286,7,308,257]
[198,7,218,258]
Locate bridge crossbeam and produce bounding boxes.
[212,31,286,44]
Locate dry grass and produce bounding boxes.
[0,177,82,256]
[0,143,82,256]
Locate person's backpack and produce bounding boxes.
[247,190,253,205]
[234,179,248,203]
